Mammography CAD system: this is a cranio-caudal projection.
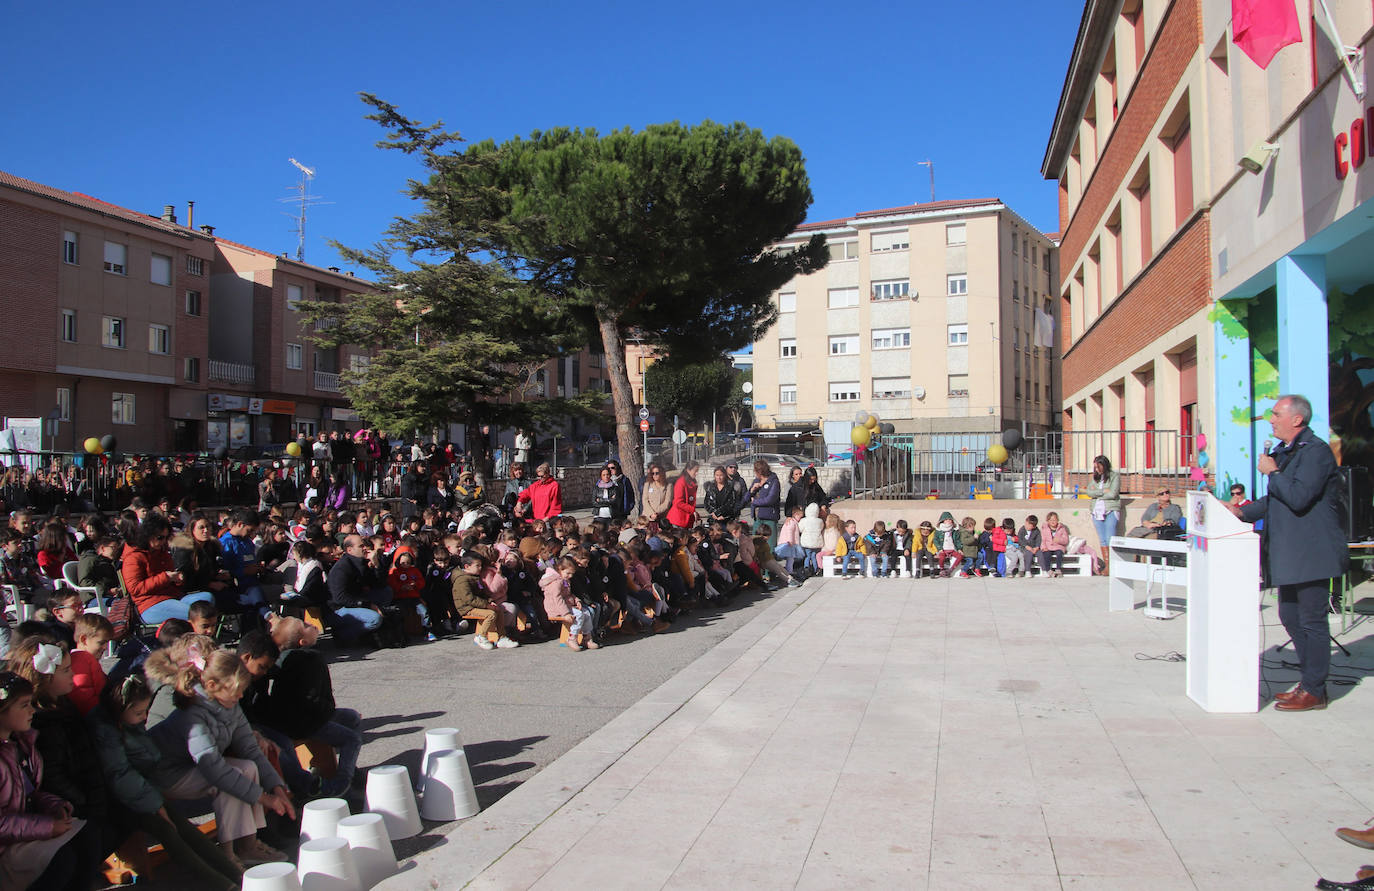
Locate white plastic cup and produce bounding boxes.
[242,861,303,891]
[364,765,423,839]
[419,748,480,821]
[300,797,351,844]
[417,727,463,792]
[337,813,397,889]
[296,837,361,891]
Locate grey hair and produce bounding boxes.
[1277,394,1312,426]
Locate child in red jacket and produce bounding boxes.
[387,545,428,638]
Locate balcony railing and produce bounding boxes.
[314,371,341,392]
[208,360,255,386]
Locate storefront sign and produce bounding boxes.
[207,393,247,412]
[330,407,360,422]
[261,400,296,415]
[1333,108,1374,179]
[248,398,264,415]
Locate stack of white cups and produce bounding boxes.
[242,861,303,891]
[417,727,463,793]
[300,798,351,844]
[337,812,398,888]
[296,837,362,891]
[365,765,423,839]
[419,748,480,821]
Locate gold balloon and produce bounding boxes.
[83,437,102,455]
[986,444,1009,465]
[285,441,302,457]
[864,414,879,430]
[851,425,872,447]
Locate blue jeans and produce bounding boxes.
[139,591,215,625]
[1092,511,1120,550]
[259,708,363,796]
[866,555,889,576]
[802,548,819,571]
[774,543,804,572]
[332,606,382,642]
[841,552,862,575]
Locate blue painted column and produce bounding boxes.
[1211,300,1255,498]
[1276,254,1330,437]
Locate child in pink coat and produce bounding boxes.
[540,558,598,652]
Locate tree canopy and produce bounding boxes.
[643,357,736,426]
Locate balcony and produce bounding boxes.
[208,360,255,386]
[314,371,341,392]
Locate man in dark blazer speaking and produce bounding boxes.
[1226,394,1349,711]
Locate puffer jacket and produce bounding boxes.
[798,503,825,550]
[0,730,68,844]
[122,544,182,613]
[89,707,170,815]
[150,689,284,804]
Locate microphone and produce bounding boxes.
[1263,439,1273,456]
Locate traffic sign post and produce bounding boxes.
[639,419,650,432]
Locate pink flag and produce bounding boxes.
[1233,0,1302,69]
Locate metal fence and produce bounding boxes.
[853,428,1198,500]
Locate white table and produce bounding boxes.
[1108,536,1188,617]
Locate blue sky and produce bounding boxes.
[3,1,1082,271]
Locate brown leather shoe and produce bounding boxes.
[1274,689,1327,711]
[1336,826,1374,849]
[1358,866,1374,880]
[1274,687,1302,703]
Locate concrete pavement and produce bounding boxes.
[378,573,1374,890]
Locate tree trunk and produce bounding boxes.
[598,314,644,511]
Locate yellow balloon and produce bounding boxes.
[285,441,302,457]
[83,437,102,455]
[986,444,1009,465]
[864,414,879,430]
[851,425,872,447]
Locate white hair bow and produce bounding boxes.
[32,643,62,676]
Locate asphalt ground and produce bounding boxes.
[105,579,785,887]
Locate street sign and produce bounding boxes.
[672,429,687,445]
[640,420,650,432]
[754,403,767,410]
[638,407,650,421]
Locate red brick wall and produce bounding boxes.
[1060,0,1202,268]
[1062,212,1210,396]
[0,199,59,375]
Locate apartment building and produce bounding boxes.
[208,240,371,449]
[0,172,215,453]
[752,199,1060,438]
[1043,0,1374,494]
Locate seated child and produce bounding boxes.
[187,599,221,640]
[987,517,1008,577]
[958,517,982,577]
[0,528,49,611]
[838,519,863,578]
[753,526,799,588]
[913,520,938,578]
[541,557,599,651]
[67,613,113,716]
[77,535,121,604]
[450,552,518,651]
[863,521,894,578]
[890,520,913,577]
[773,508,806,576]
[38,588,83,650]
[0,669,102,891]
[977,517,1000,576]
[148,645,295,867]
[1018,515,1043,572]
[387,545,429,637]
[934,512,961,577]
[1001,518,1026,577]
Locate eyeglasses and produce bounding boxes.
[54,603,83,613]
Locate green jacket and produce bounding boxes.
[450,570,491,614]
[89,707,170,815]
[1084,471,1123,513]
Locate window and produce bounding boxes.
[62,231,78,265]
[185,290,201,316]
[148,324,170,355]
[871,327,911,350]
[186,255,204,276]
[60,309,76,343]
[286,343,304,370]
[829,334,859,355]
[948,373,969,396]
[1044,249,1051,268]
[103,241,127,275]
[112,393,135,425]
[779,338,797,358]
[827,287,859,308]
[1012,233,1019,255]
[947,274,967,295]
[150,253,172,286]
[871,230,909,252]
[946,224,966,245]
[184,357,200,382]
[780,385,797,405]
[286,284,303,311]
[871,279,910,300]
[948,324,969,345]
[56,388,71,421]
[828,381,861,402]
[827,241,859,261]
[101,316,125,349]
[872,377,912,399]
[349,354,371,373]
[778,291,796,313]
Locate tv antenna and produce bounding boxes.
[279,158,331,262]
[912,160,934,203]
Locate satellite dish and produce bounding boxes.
[913,386,927,400]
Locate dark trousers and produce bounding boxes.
[134,809,241,889]
[1278,579,1332,698]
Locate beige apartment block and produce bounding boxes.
[752,199,1060,435]
[0,171,215,453]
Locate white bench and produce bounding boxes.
[819,552,1091,578]
[1108,535,1188,616]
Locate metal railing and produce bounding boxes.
[208,360,255,385]
[314,371,341,392]
[853,428,1198,500]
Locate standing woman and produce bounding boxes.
[703,466,739,524]
[666,461,701,530]
[639,464,673,525]
[800,467,830,511]
[781,466,807,518]
[605,460,636,519]
[1083,455,1122,573]
[747,459,781,546]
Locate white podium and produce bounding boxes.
[1185,491,1261,713]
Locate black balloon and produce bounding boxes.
[213,445,229,460]
[297,436,309,451]
[879,422,896,434]
[1002,428,1023,450]
[99,434,117,452]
